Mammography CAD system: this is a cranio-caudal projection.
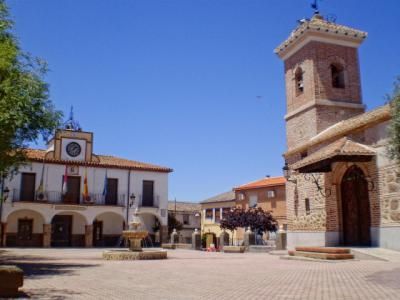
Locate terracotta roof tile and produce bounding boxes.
[24,149,173,173]
[234,177,286,191]
[291,137,375,170]
[285,104,391,157]
[168,201,201,212]
[200,191,236,204]
[275,14,367,56]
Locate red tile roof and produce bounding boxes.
[168,201,201,212]
[291,137,375,171]
[234,177,286,191]
[284,104,391,157]
[275,14,367,57]
[200,191,236,204]
[24,149,173,173]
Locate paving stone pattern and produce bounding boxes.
[1,248,400,300]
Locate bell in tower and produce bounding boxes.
[275,13,367,150]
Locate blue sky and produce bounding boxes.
[8,0,400,202]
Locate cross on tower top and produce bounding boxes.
[63,106,82,131]
[311,0,320,15]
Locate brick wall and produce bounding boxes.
[235,185,287,226]
[284,41,362,112]
[284,41,365,150]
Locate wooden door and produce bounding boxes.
[51,215,72,247]
[142,181,154,207]
[205,233,215,248]
[63,176,81,204]
[341,166,371,246]
[18,219,33,241]
[105,178,118,205]
[20,173,36,201]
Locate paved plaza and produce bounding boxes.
[1,248,400,299]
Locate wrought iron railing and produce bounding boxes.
[137,194,160,208]
[11,189,126,206]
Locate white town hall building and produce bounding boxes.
[0,114,172,247]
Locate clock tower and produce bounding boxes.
[45,107,94,162]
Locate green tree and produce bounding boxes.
[168,212,183,235]
[0,0,62,174]
[220,207,278,245]
[388,77,400,163]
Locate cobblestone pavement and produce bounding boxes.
[1,248,400,300]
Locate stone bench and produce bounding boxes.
[161,243,176,249]
[162,243,192,250]
[223,246,246,253]
[0,265,24,298]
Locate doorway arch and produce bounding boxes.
[340,165,371,246]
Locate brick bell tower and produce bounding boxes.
[275,13,367,150]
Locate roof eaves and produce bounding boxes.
[284,104,391,157]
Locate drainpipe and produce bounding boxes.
[126,170,131,230]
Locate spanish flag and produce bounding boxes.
[83,168,89,202]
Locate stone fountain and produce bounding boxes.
[103,208,167,260]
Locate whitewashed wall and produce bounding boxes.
[3,162,169,226]
[6,210,45,233]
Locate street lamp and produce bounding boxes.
[194,212,200,231]
[283,162,297,184]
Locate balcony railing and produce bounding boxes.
[137,194,160,208]
[11,189,126,207]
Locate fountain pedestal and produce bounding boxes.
[102,208,167,260]
[123,231,148,252]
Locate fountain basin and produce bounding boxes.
[103,208,167,260]
[122,230,149,252]
[103,249,167,260]
[122,230,148,239]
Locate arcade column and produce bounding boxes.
[43,224,52,247]
[85,225,93,248]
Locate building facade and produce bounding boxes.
[276,13,400,250]
[200,191,236,247]
[168,201,201,243]
[0,122,172,247]
[234,176,287,229]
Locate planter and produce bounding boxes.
[0,265,24,298]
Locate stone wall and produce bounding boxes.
[286,174,327,232]
[379,165,400,224]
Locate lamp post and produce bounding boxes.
[194,212,200,231]
[282,162,297,184]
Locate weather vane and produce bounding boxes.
[311,0,320,15]
[63,106,82,131]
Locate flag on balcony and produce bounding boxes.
[82,168,90,202]
[102,169,108,196]
[36,163,46,201]
[62,165,68,195]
